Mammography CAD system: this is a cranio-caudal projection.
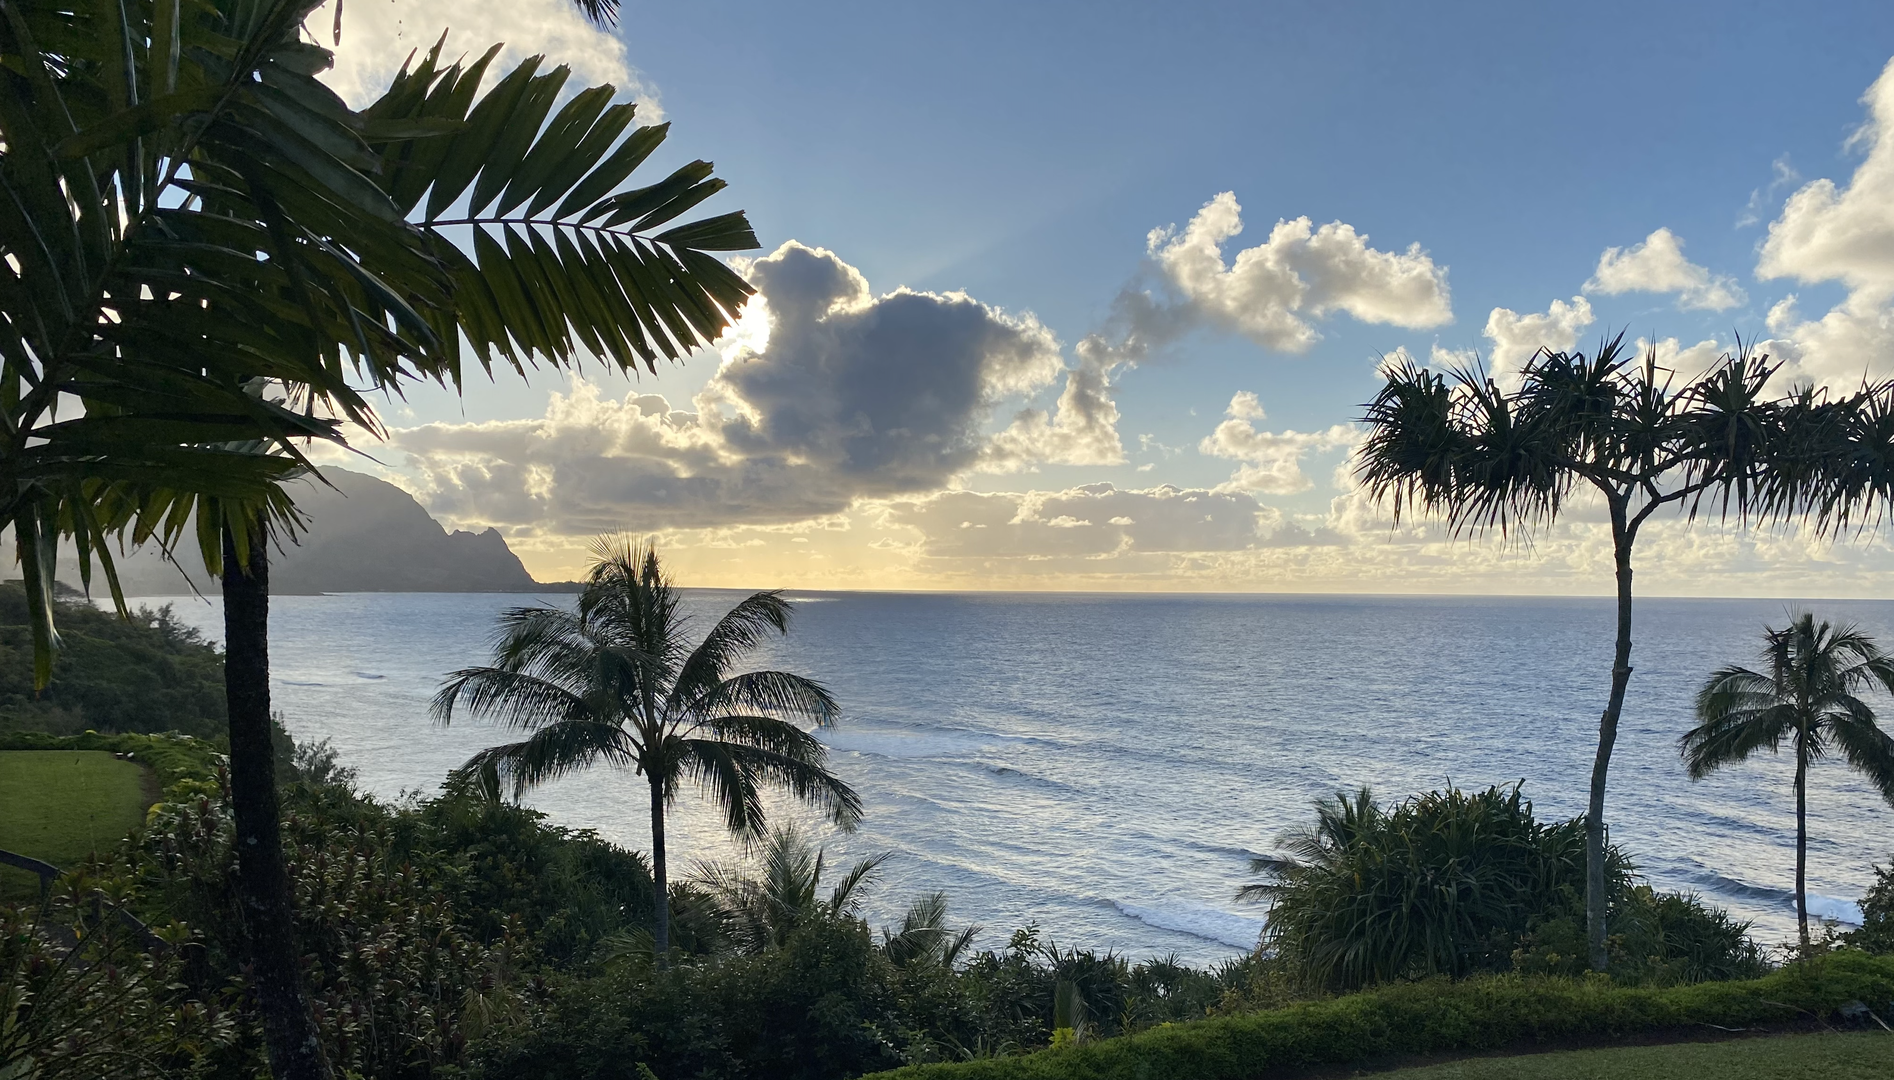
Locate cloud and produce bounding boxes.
[1585,228,1746,311]
[1737,156,1800,229]
[310,0,650,113]
[981,330,1128,470]
[1145,192,1452,353]
[1198,393,1356,494]
[1478,295,1595,388]
[1762,293,1894,386]
[399,242,1065,532]
[1758,59,1894,295]
[1752,57,1894,385]
[883,484,1332,564]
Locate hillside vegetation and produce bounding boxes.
[0,581,224,738]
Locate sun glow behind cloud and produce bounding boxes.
[319,29,1894,598]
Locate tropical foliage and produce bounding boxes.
[1356,336,1894,970]
[1246,784,1761,991]
[0,582,223,737]
[1683,613,1894,951]
[436,542,858,955]
[0,0,758,672]
[1849,859,1894,955]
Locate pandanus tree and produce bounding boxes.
[2,2,757,1074]
[435,542,861,957]
[1357,335,1894,971]
[1683,613,1894,953]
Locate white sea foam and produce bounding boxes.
[1112,900,1266,950]
[1807,894,1864,926]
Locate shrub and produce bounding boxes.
[864,951,1894,1080]
[1250,785,1627,989]
[1250,784,1761,990]
[467,917,908,1080]
[1850,860,1894,955]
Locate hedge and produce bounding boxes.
[866,951,1894,1080]
[0,730,221,795]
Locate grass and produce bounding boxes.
[1367,1030,1893,1079]
[0,749,155,899]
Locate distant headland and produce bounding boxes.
[65,468,578,597]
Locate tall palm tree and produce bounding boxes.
[434,541,861,955]
[1357,337,1894,970]
[1682,613,1894,953]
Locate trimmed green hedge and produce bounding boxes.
[867,952,1894,1080]
[0,730,220,795]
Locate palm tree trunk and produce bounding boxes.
[1586,500,1636,972]
[1795,730,1810,955]
[222,522,331,1080]
[649,772,670,958]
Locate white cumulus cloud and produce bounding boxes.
[1754,57,1894,385]
[310,0,650,113]
[1198,393,1355,495]
[1146,192,1452,353]
[1479,295,1595,388]
[1585,228,1745,311]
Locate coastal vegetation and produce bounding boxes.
[436,541,859,956]
[1358,338,1894,970]
[1,0,758,1071]
[1241,784,1762,991]
[3,3,1893,1080]
[1683,613,1894,952]
[0,583,224,739]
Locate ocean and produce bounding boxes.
[140,590,1894,967]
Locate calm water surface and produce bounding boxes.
[143,591,1894,966]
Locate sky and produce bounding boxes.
[306,0,1894,595]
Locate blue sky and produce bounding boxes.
[315,1,1894,593]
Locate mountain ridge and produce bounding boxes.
[60,468,575,597]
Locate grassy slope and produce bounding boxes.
[1373,1030,1892,1079]
[0,749,154,898]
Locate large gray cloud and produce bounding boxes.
[400,242,1064,533]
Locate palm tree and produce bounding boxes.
[692,823,979,965]
[691,823,888,953]
[434,541,861,956]
[1682,613,1894,953]
[1357,337,1894,970]
[4,6,758,1074]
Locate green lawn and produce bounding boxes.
[1369,1031,1893,1079]
[0,749,154,899]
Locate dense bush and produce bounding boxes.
[865,951,1894,1080]
[1850,859,1894,955]
[0,581,225,739]
[101,749,656,1078]
[1250,784,1762,989]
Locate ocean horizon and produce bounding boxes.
[136,588,1894,966]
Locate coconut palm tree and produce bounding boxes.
[1682,613,1894,953]
[434,541,861,956]
[1357,337,1894,970]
